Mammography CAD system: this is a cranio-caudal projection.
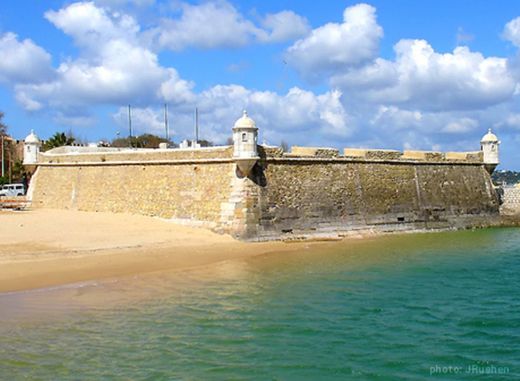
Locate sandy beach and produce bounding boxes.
[0,209,307,293]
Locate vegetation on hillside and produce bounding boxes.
[492,170,520,186]
[112,133,175,148]
[197,139,213,147]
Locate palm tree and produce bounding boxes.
[0,111,7,136]
[43,132,75,150]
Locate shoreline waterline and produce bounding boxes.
[0,225,507,314]
[0,208,345,293]
[0,209,352,294]
[1,208,519,294]
[0,219,510,298]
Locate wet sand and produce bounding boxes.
[0,209,311,293]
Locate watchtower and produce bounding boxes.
[232,111,259,176]
[480,128,500,174]
[23,130,41,165]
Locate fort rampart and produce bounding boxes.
[500,186,520,216]
[29,144,500,240]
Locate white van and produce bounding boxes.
[0,183,25,197]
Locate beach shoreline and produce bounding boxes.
[0,209,320,293]
[2,209,518,294]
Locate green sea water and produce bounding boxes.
[1,228,519,380]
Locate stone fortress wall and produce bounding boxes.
[30,146,237,228]
[500,186,520,215]
[29,142,500,240]
[241,146,499,239]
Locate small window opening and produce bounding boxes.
[242,133,247,142]
[397,217,405,222]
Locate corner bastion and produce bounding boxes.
[28,116,501,240]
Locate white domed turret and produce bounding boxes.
[23,130,41,165]
[232,111,259,176]
[480,128,500,173]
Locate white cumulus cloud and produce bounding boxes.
[94,0,155,8]
[285,3,383,79]
[16,1,194,115]
[116,86,350,144]
[156,1,260,50]
[259,11,310,43]
[113,106,165,135]
[155,1,309,51]
[504,16,520,47]
[195,85,350,143]
[333,39,516,111]
[0,33,54,84]
[45,1,141,52]
[442,117,479,134]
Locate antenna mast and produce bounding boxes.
[164,103,169,141]
[128,104,132,147]
[194,107,199,144]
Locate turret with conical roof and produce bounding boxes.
[480,128,500,173]
[232,110,259,176]
[23,130,41,165]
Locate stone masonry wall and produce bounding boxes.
[246,159,499,239]
[31,161,235,227]
[500,187,520,215]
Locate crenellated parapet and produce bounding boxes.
[344,149,402,160]
[288,146,340,158]
[283,146,484,165]
[38,145,485,166]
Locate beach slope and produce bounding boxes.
[0,209,290,293]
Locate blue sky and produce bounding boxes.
[1,0,520,169]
